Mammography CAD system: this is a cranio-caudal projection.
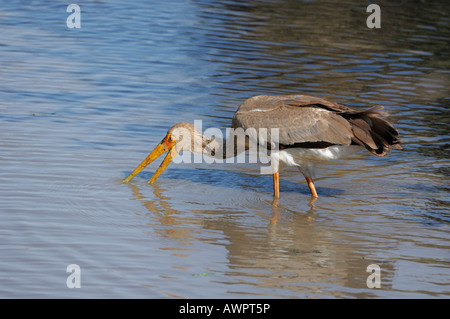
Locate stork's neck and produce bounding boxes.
[198,129,249,160]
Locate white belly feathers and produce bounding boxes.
[270,145,361,176]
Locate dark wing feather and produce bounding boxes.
[339,106,402,156]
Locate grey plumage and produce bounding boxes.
[232,94,401,157]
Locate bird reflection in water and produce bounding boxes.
[126,180,316,228]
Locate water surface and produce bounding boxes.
[0,0,449,298]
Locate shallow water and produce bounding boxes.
[1,0,449,298]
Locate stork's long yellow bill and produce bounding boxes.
[123,134,177,184]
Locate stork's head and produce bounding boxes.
[123,122,204,184]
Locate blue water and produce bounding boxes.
[1,0,449,298]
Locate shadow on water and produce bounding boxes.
[122,165,346,197]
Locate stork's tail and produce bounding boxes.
[343,106,402,157]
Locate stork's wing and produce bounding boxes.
[232,94,402,156]
[232,95,354,148]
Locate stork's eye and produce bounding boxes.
[168,136,175,143]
